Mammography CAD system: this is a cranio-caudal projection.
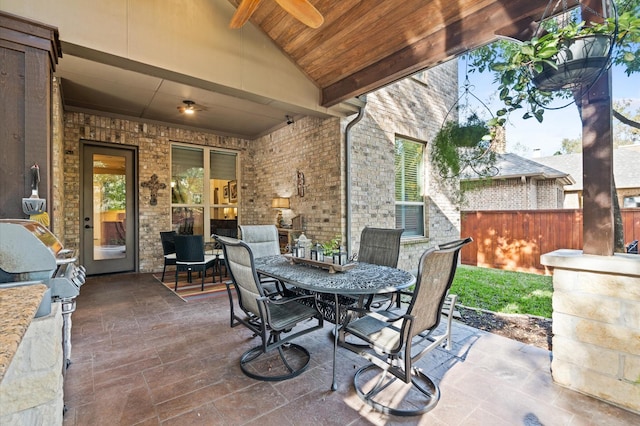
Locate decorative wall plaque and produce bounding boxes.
[141,174,166,206]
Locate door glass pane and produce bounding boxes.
[93,154,126,260]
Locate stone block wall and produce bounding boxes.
[541,250,640,414]
[0,302,63,425]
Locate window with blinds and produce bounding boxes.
[395,137,425,237]
[171,144,238,238]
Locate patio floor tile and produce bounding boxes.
[62,273,640,425]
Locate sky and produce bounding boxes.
[457,61,640,158]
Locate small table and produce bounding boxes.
[255,255,416,390]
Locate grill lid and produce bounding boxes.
[0,219,59,275]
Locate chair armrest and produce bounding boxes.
[267,293,317,306]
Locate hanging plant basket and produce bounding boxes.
[432,114,497,179]
[531,34,612,91]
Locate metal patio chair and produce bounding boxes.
[239,224,286,295]
[338,237,472,416]
[215,235,324,381]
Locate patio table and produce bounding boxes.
[254,254,415,390]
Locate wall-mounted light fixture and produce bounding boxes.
[272,197,290,227]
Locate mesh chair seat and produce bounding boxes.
[238,225,285,296]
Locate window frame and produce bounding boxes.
[170,142,239,240]
[394,135,427,238]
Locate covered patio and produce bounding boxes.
[2,0,639,421]
[62,273,640,425]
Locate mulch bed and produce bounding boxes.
[457,306,552,350]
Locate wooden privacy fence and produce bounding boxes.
[460,209,640,274]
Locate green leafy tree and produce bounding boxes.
[465,0,640,252]
[613,100,640,144]
[465,0,640,127]
[96,174,126,212]
[560,136,583,154]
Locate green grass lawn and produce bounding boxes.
[449,265,553,318]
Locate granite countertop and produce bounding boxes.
[0,284,48,382]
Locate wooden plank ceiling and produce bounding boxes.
[229,0,550,106]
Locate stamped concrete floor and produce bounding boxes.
[62,273,640,425]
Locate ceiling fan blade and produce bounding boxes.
[274,0,324,28]
[229,0,263,29]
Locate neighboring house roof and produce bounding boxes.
[536,147,640,191]
[462,152,574,184]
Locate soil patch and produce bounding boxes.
[457,306,552,350]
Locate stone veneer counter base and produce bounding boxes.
[541,250,640,414]
[0,284,47,382]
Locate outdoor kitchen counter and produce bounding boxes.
[0,283,48,383]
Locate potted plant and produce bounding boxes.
[321,235,341,256]
[470,9,640,127]
[530,20,614,91]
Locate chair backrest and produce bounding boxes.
[174,235,205,262]
[357,227,403,267]
[239,225,280,258]
[160,231,177,255]
[214,235,265,317]
[406,237,473,340]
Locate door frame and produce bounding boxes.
[80,140,139,274]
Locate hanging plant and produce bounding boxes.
[432,113,497,179]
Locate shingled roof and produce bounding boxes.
[461,152,574,184]
[535,146,640,191]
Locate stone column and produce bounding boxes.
[541,250,640,414]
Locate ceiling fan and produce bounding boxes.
[177,100,203,115]
[229,0,324,29]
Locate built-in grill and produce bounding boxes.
[0,219,86,372]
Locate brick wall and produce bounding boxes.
[52,78,65,237]
[350,62,461,270]
[58,62,459,274]
[61,112,249,273]
[245,116,344,245]
[462,177,565,211]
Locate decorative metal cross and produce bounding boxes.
[141,174,166,206]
